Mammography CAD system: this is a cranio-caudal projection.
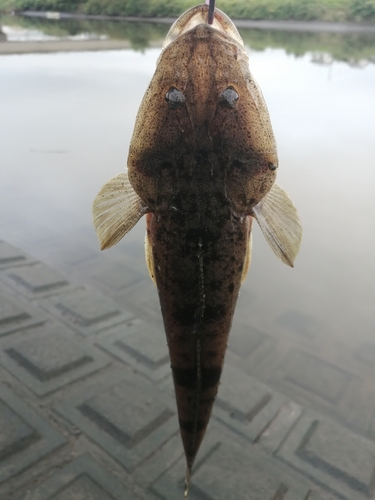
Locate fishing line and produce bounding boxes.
[206,0,216,24]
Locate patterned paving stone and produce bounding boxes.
[228,323,272,358]
[0,291,46,337]
[0,240,371,500]
[97,320,170,381]
[356,341,375,368]
[280,350,354,405]
[257,401,303,454]
[51,245,98,268]
[0,385,66,485]
[158,365,302,457]
[152,424,312,500]
[276,309,318,339]
[21,454,142,500]
[56,368,178,471]
[0,263,77,299]
[132,432,184,489]
[41,287,135,336]
[212,364,298,450]
[92,262,144,292]
[0,323,110,396]
[114,279,164,324]
[277,410,375,500]
[0,241,37,270]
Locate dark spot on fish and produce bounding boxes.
[172,367,196,389]
[196,149,208,161]
[204,331,220,339]
[172,366,222,390]
[205,350,218,359]
[165,87,186,110]
[231,159,246,171]
[206,279,224,292]
[219,86,239,109]
[204,305,226,322]
[199,396,216,406]
[173,304,196,326]
[184,227,220,247]
[174,351,190,363]
[160,161,173,170]
[228,283,234,294]
[179,419,206,433]
[172,276,196,291]
[202,366,222,389]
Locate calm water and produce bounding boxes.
[1,18,375,430]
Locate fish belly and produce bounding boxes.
[148,202,249,467]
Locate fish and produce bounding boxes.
[92,3,302,496]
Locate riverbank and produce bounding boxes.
[15,10,375,33]
[1,0,375,23]
[2,11,375,61]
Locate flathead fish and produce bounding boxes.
[92,3,302,496]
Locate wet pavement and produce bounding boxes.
[1,239,375,500]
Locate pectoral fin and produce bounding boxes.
[92,171,147,250]
[145,214,156,285]
[241,216,253,284]
[253,183,302,267]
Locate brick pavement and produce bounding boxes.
[0,239,374,499]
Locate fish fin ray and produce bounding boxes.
[144,229,156,285]
[241,218,253,284]
[92,171,147,250]
[253,183,302,267]
[184,465,191,499]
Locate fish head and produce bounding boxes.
[128,4,278,215]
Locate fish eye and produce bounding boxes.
[165,87,186,110]
[219,86,239,109]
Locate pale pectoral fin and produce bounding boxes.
[241,217,253,284]
[145,229,156,285]
[253,183,302,267]
[92,171,147,250]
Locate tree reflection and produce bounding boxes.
[2,13,375,62]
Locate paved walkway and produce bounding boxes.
[0,239,374,500]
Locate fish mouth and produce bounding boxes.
[162,3,244,50]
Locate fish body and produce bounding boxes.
[93,3,302,493]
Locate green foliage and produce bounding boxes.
[11,0,84,12]
[3,11,375,60]
[0,0,13,10]
[349,0,375,20]
[239,27,375,61]
[1,14,170,49]
[1,0,375,23]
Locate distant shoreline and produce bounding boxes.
[13,10,375,34]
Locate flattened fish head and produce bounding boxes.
[128,5,278,215]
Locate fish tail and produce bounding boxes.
[184,464,192,499]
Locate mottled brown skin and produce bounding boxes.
[128,21,277,469]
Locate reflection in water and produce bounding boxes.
[240,28,375,65]
[1,39,375,434]
[0,22,6,42]
[1,15,169,49]
[2,14,375,62]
